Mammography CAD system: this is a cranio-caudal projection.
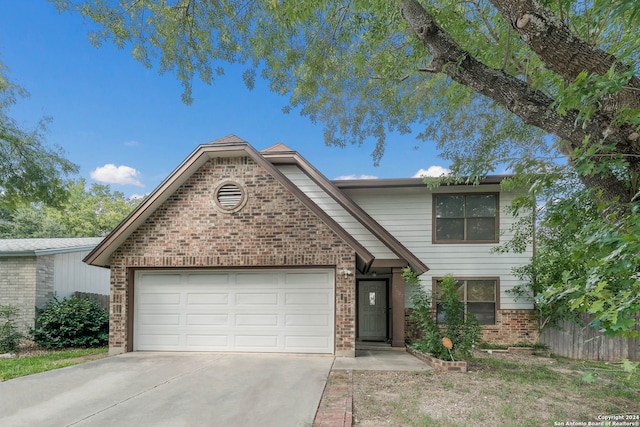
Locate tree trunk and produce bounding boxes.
[397,0,635,204]
[488,0,640,116]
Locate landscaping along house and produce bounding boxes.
[85,135,536,356]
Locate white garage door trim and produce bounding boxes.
[134,269,335,354]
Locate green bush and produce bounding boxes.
[409,274,481,360]
[31,296,108,349]
[0,305,23,353]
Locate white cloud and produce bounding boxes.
[412,166,451,178]
[91,164,144,187]
[128,193,147,200]
[124,140,140,147]
[333,174,379,180]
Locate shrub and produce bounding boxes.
[0,305,23,353]
[409,274,481,360]
[439,276,481,359]
[31,296,108,349]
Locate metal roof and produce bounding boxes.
[0,238,104,256]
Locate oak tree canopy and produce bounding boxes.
[52,0,639,205]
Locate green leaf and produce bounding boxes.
[581,371,597,384]
[587,300,604,314]
[621,358,639,374]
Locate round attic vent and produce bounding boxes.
[214,181,247,212]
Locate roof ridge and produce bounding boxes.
[260,142,296,153]
[206,134,247,145]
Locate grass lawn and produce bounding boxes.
[0,347,108,381]
[353,351,640,426]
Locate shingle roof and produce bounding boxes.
[260,143,295,153]
[0,238,104,256]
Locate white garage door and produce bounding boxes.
[134,269,335,354]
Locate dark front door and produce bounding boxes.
[357,280,388,341]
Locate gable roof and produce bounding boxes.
[83,135,376,270]
[261,144,428,274]
[0,238,103,257]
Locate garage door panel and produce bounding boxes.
[186,314,229,326]
[285,314,330,327]
[186,293,229,305]
[235,314,278,326]
[135,269,334,353]
[140,293,182,305]
[143,274,181,285]
[138,334,181,347]
[186,335,228,347]
[285,272,330,285]
[138,314,181,326]
[235,335,279,348]
[285,336,330,350]
[235,292,278,305]
[235,273,280,285]
[285,292,330,306]
[187,274,229,285]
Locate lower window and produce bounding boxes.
[434,278,498,325]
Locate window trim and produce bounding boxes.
[432,192,500,244]
[431,276,500,325]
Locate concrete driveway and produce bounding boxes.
[0,352,334,427]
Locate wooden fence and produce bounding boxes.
[73,292,110,311]
[540,315,640,362]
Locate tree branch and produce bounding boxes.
[488,0,640,115]
[397,0,633,203]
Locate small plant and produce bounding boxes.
[0,305,23,353]
[439,276,481,359]
[408,273,481,360]
[31,296,108,349]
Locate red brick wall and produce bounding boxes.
[481,309,539,345]
[405,308,538,346]
[108,156,356,354]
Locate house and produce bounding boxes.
[0,238,110,333]
[85,135,536,356]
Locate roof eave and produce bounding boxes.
[333,175,511,189]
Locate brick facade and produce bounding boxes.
[480,309,539,344]
[0,257,37,334]
[0,255,54,334]
[35,255,54,312]
[405,308,538,346]
[108,156,357,355]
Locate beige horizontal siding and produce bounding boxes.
[277,165,397,259]
[344,186,533,310]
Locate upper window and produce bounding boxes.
[433,193,498,243]
[434,278,498,325]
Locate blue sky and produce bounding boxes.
[0,1,448,197]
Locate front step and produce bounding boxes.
[356,341,406,351]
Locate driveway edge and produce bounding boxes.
[313,370,353,427]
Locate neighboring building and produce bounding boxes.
[85,135,536,356]
[0,238,109,333]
